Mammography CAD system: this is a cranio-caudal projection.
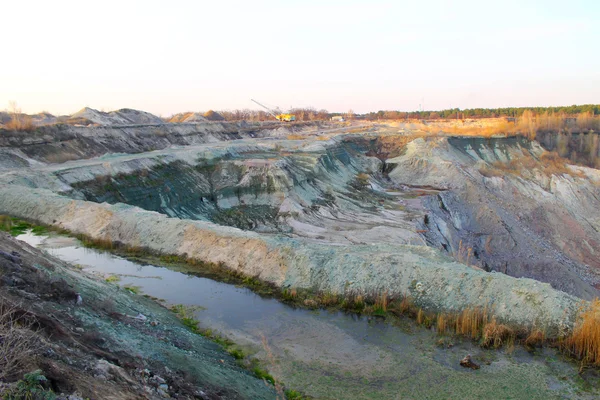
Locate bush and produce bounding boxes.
[0,299,42,381]
[2,370,55,400]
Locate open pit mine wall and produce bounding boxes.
[387,137,600,301]
[56,140,382,228]
[0,121,323,163]
[0,184,583,337]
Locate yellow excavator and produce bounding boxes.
[251,99,296,122]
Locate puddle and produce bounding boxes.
[16,231,599,399]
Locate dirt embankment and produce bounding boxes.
[0,183,584,337]
[0,120,328,164]
[0,232,275,399]
[385,136,600,300]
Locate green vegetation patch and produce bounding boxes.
[123,285,142,295]
[2,370,56,400]
[105,275,121,283]
[0,216,49,237]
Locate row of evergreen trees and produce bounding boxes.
[362,104,600,120]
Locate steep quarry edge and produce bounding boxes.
[0,120,330,164]
[0,184,583,337]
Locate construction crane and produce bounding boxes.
[250,99,296,122]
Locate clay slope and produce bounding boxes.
[387,136,600,300]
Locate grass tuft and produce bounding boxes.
[252,366,276,385]
[105,275,121,283]
[482,318,515,348]
[563,298,600,366]
[525,329,545,349]
[123,285,141,295]
[372,291,388,315]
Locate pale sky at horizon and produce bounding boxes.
[1,0,598,116]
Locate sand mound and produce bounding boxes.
[69,107,163,126]
[168,112,208,123]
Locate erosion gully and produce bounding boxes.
[17,231,599,399]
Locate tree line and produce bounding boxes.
[218,104,600,122]
[362,104,600,120]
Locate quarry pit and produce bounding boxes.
[1,118,600,398]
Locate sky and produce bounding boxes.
[1,0,598,116]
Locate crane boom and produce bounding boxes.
[250,99,279,118]
[250,99,296,122]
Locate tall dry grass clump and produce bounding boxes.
[481,318,515,348]
[5,116,35,132]
[436,313,449,334]
[455,307,489,339]
[563,298,600,366]
[4,101,35,132]
[0,298,42,380]
[374,291,388,313]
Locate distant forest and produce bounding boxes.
[360,104,600,120]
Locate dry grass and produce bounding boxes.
[455,307,489,339]
[286,134,305,140]
[374,291,388,313]
[539,152,584,178]
[482,318,515,348]
[421,120,517,138]
[316,291,339,307]
[479,151,584,180]
[436,313,449,334]
[525,329,545,348]
[419,112,599,139]
[378,293,600,365]
[478,166,506,178]
[4,115,35,132]
[0,298,42,381]
[563,298,600,366]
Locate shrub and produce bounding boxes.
[0,299,42,381]
[2,370,55,400]
[5,116,35,132]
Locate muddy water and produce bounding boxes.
[17,232,599,399]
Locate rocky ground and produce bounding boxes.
[0,232,275,399]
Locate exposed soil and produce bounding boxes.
[0,232,275,399]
